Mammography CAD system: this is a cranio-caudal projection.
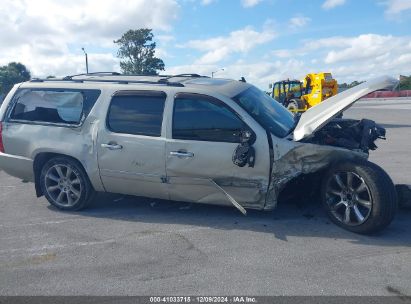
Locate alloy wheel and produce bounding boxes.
[325,171,372,226]
[44,164,82,207]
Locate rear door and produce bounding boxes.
[165,93,271,209]
[97,90,168,199]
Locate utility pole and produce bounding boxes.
[211,68,224,78]
[81,47,89,74]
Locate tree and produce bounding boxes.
[114,29,165,75]
[399,75,411,90]
[0,62,31,98]
[339,80,365,91]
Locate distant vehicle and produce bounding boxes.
[0,73,398,234]
[270,72,338,113]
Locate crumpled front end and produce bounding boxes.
[263,141,368,211]
[302,118,386,153]
[262,113,387,210]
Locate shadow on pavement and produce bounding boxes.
[48,191,411,246]
[381,123,411,129]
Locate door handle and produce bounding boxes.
[170,151,194,158]
[101,143,123,150]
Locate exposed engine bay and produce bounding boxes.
[305,118,386,153]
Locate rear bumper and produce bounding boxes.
[0,152,34,181]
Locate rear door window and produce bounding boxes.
[9,89,101,125]
[107,91,166,137]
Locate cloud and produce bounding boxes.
[302,34,411,65]
[183,26,276,64]
[168,33,411,90]
[156,35,176,44]
[201,0,216,5]
[303,36,351,51]
[0,0,180,77]
[271,50,294,58]
[322,0,346,10]
[155,48,172,59]
[301,34,411,82]
[289,16,311,28]
[241,0,262,8]
[384,0,411,16]
[165,59,307,90]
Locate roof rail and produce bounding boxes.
[29,73,209,86]
[63,72,182,80]
[29,77,185,87]
[63,72,121,80]
[173,74,205,77]
[158,73,208,83]
[115,73,173,77]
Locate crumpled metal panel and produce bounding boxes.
[264,142,367,210]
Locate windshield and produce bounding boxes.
[232,86,295,138]
[287,82,303,98]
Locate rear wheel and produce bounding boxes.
[287,98,305,113]
[321,160,397,234]
[40,157,95,211]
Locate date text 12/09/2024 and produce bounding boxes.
[150,297,257,303]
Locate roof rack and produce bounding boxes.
[158,73,208,83]
[173,74,205,77]
[62,72,122,80]
[30,78,185,87]
[30,72,209,87]
[62,72,205,80]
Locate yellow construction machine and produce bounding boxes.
[270,72,338,113]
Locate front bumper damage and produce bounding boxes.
[223,118,383,214]
[263,117,385,210]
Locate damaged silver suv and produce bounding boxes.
[0,73,398,234]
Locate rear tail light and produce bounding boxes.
[0,122,4,153]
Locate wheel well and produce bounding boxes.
[33,153,87,197]
[277,170,326,205]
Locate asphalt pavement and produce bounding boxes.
[0,98,410,296]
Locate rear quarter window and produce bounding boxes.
[8,88,101,125]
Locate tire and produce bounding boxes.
[321,159,397,234]
[287,99,305,113]
[395,184,411,209]
[40,156,95,211]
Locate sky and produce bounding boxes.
[1,0,411,90]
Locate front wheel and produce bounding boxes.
[321,160,397,234]
[40,157,95,211]
[287,99,305,113]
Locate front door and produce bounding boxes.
[97,90,168,200]
[165,93,270,209]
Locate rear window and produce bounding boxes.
[9,89,101,125]
[107,92,166,137]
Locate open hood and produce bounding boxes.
[293,76,398,141]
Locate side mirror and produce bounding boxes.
[233,130,256,168]
[269,84,273,89]
[239,129,256,145]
